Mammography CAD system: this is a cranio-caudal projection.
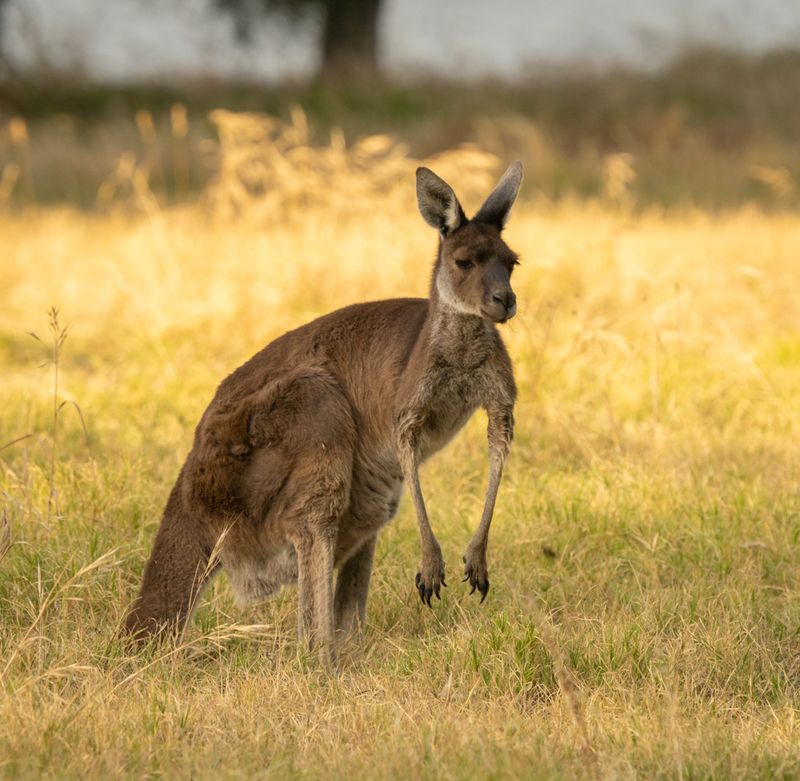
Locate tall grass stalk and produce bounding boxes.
[27,307,91,519]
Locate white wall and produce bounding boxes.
[383,0,800,78]
[4,0,800,83]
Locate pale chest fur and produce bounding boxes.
[417,361,485,460]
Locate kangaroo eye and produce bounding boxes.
[455,259,473,270]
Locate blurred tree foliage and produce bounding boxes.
[216,0,383,80]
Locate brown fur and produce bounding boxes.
[123,162,523,669]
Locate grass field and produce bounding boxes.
[1,115,800,779]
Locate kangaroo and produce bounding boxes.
[123,162,522,668]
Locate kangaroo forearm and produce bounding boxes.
[462,404,513,601]
[396,426,446,604]
[395,411,440,549]
[399,447,439,552]
[470,457,504,553]
[473,404,513,549]
[487,403,514,460]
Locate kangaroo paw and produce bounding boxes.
[462,547,490,603]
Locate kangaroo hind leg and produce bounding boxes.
[258,368,356,670]
[293,527,337,668]
[334,534,377,638]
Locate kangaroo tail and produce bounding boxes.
[122,478,217,644]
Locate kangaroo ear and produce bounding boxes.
[416,167,465,236]
[473,161,523,230]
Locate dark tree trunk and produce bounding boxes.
[320,0,382,80]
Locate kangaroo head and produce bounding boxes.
[416,161,523,324]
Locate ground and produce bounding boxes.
[1,106,800,778]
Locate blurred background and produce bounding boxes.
[0,0,799,209]
[3,6,800,775]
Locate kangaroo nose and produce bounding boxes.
[492,290,516,311]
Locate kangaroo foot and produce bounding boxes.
[415,543,446,607]
[462,545,489,603]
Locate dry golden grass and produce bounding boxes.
[1,115,799,779]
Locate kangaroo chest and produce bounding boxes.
[417,362,484,461]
